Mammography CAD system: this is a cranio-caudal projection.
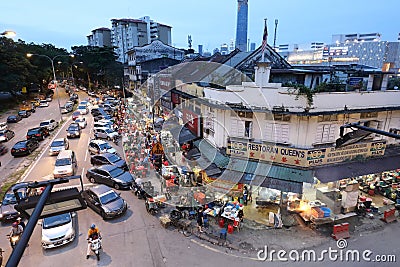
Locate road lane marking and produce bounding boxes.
[82,167,85,177]
[20,116,72,182]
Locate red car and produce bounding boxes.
[72,111,81,121]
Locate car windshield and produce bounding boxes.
[2,190,26,205]
[27,129,39,135]
[76,118,84,122]
[40,121,49,126]
[107,154,120,163]
[105,128,114,134]
[14,141,27,148]
[108,167,124,178]
[99,143,112,150]
[68,126,79,131]
[78,106,86,109]
[99,191,119,205]
[43,213,71,229]
[0,131,6,136]
[51,140,64,147]
[55,158,71,166]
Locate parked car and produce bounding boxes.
[90,153,128,171]
[94,114,114,122]
[79,101,89,107]
[75,117,87,129]
[88,91,96,97]
[0,143,8,156]
[0,129,15,142]
[40,212,76,249]
[49,138,69,156]
[26,127,49,141]
[6,115,22,123]
[0,122,7,131]
[0,183,29,222]
[53,150,77,178]
[60,104,73,114]
[81,185,127,219]
[66,124,81,138]
[93,127,118,141]
[11,139,39,156]
[31,100,40,107]
[39,100,49,107]
[88,140,116,155]
[86,165,134,190]
[93,121,113,130]
[17,110,31,118]
[40,119,59,131]
[72,111,81,121]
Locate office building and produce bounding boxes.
[235,0,248,52]
[198,44,203,56]
[250,42,256,51]
[332,32,381,44]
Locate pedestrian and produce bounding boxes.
[243,186,248,205]
[197,207,204,233]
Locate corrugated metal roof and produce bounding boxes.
[193,139,229,168]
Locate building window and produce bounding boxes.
[317,114,338,122]
[315,124,337,144]
[265,123,289,143]
[230,118,245,137]
[273,114,291,122]
[360,112,378,119]
[232,110,253,119]
[245,121,252,138]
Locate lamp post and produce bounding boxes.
[27,53,74,122]
[70,62,83,88]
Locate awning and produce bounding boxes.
[260,177,303,194]
[227,157,314,183]
[314,155,400,183]
[203,163,222,177]
[193,139,229,168]
[169,125,199,145]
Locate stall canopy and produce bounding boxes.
[169,125,199,145]
[314,155,400,183]
[193,139,230,168]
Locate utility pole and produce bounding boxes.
[273,19,278,50]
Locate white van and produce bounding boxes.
[53,150,77,178]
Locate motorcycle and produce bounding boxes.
[7,234,21,250]
[88,236,102,261]
[145,198,162,215]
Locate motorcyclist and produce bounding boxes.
[86,224,101,259]
[9,222,23,248]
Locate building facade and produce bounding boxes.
[235,0,248,52]
[111,17,172,63]
[87,28,111,47]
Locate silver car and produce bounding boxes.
[49,138,69,156]
[40,212,76,249]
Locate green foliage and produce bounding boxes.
[315,82,346,92]
[284,82,314,107]
[387,77,400,89]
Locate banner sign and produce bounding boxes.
[227,140,386,168]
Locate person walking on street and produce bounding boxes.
[197,207,204,233]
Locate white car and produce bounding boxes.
[79,101,89,107]
[77,105,88,115]
[0,122,7,131]
[93,127,118,140]
[40,119,58,131]
[88,139,116,155]
[75,117,87,129]
[39,100,49,107]
[40,212,76,249]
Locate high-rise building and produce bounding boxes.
[235,0,248,52]
[110,17,172,63]
[332,32,381,44]
[87,28,111,47]
[198,44,203,56]
[220,43,229,55]
[250,42,256,51]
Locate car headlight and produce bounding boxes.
[0,214,3,218]
[42,234,51,243]
[64,227,74,239]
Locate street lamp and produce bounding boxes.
[70,61,83,87]
[1,30,16,37]
[27,53,74,121]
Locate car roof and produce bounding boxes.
[90,139,107,145]
[97,164,117,171]
[28,127,41,131]
[88,184,114,196]
[53,138,65,142]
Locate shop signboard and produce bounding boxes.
[182,109,201,136]
[161,99,172,111]
[227,140,387,168]
[171,92,181,104]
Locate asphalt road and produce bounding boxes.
[0,90,398,267]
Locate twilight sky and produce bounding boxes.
[1,0,399,52]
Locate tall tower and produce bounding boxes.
[235,0,248,52]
